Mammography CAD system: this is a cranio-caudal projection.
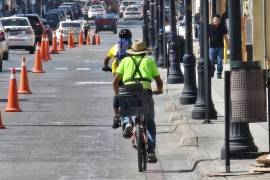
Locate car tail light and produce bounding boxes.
[0,31,5,41]
[26,28,33,35]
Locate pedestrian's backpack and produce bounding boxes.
[116,39,131,62]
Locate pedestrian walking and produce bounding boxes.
[194,8,200,39]
[209,14,229,79]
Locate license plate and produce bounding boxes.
[10,31,18,35]
[103,25,109,28]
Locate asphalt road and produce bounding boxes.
[0,22,194,180]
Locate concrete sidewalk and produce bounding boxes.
[159,52,270,179]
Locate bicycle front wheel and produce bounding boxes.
[136,126,147,172]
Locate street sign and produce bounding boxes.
[31,0,36,4]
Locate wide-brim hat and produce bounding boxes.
[126,40,149,55]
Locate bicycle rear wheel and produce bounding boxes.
[136,126,147,172]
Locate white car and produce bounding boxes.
[119,0,136,17]
[0,21,9,60]
[56,20,82,43]
[88,5,107,19]
[123,5,143,20]
[2,17,35,54]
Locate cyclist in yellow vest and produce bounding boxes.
[113,40,163,163]
[102,29,132,129]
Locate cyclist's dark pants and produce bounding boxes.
[113,95,119,109]
[113,82,123,109]
[144,94,156,153]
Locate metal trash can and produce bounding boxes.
[230,69,266,123]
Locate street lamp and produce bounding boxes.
[149,0,156,49]
[212,0,216,16]
[221,0,258,159]
[154,0,159,64]
[142,0,150,47]
[156,0,165,67]
[167,0,184,84]
[191,0,217,120]
[180,0,197,104]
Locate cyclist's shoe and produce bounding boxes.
[123,123,133,138]
[112,116,120,129]
[148,153,158,163]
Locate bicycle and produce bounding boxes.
[118,85,160,172]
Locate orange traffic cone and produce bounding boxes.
[58,31,65,51]
[78,31,84,46]
[18,57,32,94]
[32,43,45,73]
[95,33,100,45]
[51,31,58,54]
[86,31,91,45]
[45,34,52,61]
[67,28,75,48]
[40,34,46,60]
[92,33,96,45]
[4,68,22,112]
[0,113,5,129]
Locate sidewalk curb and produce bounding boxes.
[159,69,198,147]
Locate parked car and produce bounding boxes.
[83,1,92,19]
[0,21,9,60]
[119,0,136,18]
[59,5,75,20]
[44,12,61,30]
[56,20,82,43]
[14,14,45,43]
[88,5,107,19]
[123,5,143,20]
[62,2,83,17]
[2,17,35,54]
[41,19,53,45]
[47,9,66,21]
[95,14,117,34]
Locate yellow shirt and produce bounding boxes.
[106,44,118,74]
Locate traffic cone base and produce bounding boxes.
[5,107,22,112]
[32,69,45,73]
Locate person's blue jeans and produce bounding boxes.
[122,95,156,153]
[209,48,223,75]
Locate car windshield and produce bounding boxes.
[126,7,139,11]
[59,6,70,11]
[2,18,29,26]
[85,2,92,6]
[45,14,58,19]
[123,1,135,6]
[62,23,81,28]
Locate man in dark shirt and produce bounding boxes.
[194,8,200,39]
[209,14,228,79]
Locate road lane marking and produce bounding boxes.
[75,81,112,85]
[87,49,107,52]
[55,67,68,70]
[76,68,91,71]
[84,60,101,63]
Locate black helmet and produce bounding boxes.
[119,29,132,39]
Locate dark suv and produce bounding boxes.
[15,14,45,43]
